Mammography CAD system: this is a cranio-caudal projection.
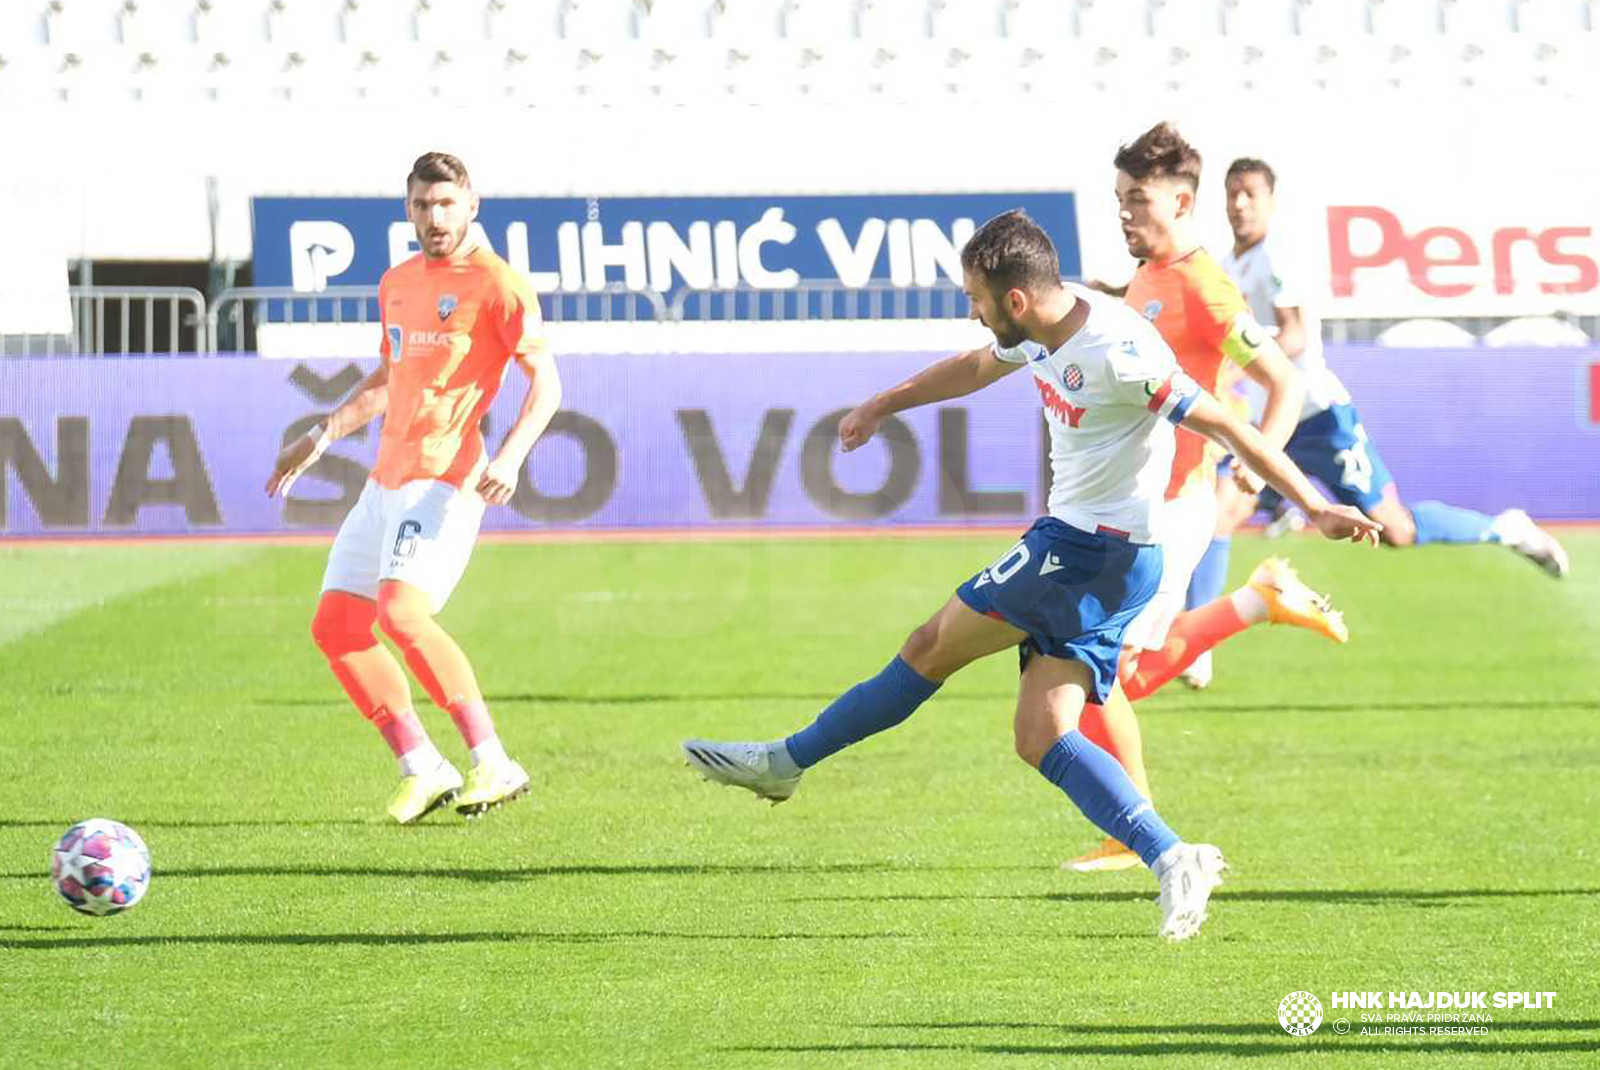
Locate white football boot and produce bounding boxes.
[1156,842,1228,941]
[682,740,802,804]
[1490,509,1570,578]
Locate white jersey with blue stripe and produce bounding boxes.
[994,284,1201,545]
[1221,234,1351,421]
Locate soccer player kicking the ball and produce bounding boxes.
[682,210,1381,940]
[266,152,561,824]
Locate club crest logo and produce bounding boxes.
[438,294,458,321]
[1143,300,1163,321]
[1278,991,1324,1036]
[1063,363,1084,391]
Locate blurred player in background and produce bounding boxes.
[1066,124,1352,872]
[266,152,562,824]
[681,210,1382,940]
[1179,156,1572,688]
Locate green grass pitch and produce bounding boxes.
[2,532,1597,1069]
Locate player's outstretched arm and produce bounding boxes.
[265,362,390,497]
[475,349,562,506]
[1180,389,1382,545]
[839,346,1022,452]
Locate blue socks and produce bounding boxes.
[1186,536,1232,610]
[1039,731,1180,867]
[1411,501,1494,545]
[784,655,942,769]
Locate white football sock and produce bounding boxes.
[398,742,446,778]
[1229,585,1269,626]
[469,736,508,769]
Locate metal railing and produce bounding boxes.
[1,286,207,356]
[6,283,1594,356]
[668,280,970,323]
[206,283,671,353]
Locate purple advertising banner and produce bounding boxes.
[2,348,1598,538]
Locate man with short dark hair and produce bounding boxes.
[267,152,563,824]
[1178,157,1571,687]
[682,209,1382,941]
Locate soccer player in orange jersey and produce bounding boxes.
[1066,124,1352,871]
[266,152,562,824]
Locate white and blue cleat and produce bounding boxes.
[682,739,802,804]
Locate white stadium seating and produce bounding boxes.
[0,0,1590,102]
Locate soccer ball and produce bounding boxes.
[51,819,152,917]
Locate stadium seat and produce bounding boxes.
[267,0,345,49]
[1148,0,1224,41]
[637,0,716,46]
[782,0,855,45]
[1003,0,1074,41]
[414,0,492,46]
[561,0,640,44]
[0,4,50,48]
[1073,0,1150,41]
[855,0,929,42]
[120,0,199,48]
[1294,0,1368,40]
[1440,0,1515,36]
[45,0,125,48]
[1365,0,1442,41]
[195,0,271,49]
[1222,0,1296,40]
[927,0,1002,42]
[1515,0,1594,35]
[1483,316,1593,346]
[485,0,564,44]
[709,0,787,44]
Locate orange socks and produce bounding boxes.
[1122,596,1251,701]
[375,581,497,748]
[1077,681,1151,798]
[310,591,426,757]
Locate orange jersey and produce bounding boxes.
[1124,248,1249,500]
[371,245,548,490]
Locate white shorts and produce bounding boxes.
[1122,489,1218,652]
[320,479,486,614]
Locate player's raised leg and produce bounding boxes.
[1015,650,1225,940]
[1120,556,1346,702]
[682,591,1021,803]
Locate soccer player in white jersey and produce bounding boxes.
[1179,158,1570,687]
[680,210,1381,941]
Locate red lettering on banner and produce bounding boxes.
[1328,206,1598,302]
[1411,226,1478,298]
[1327,206,1406,297]
[1589,362,1600,425]
[1034,378,1086,427]
[1538,228,1599,295]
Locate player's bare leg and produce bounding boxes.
[311,590,461,823]
[1014,652,1225,940]
[374,579,527,818]
[683,595,1021,802]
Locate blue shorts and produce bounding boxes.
[955,517,1163,703]
[1259,402,1395,514]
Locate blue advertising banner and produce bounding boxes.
[2,348,1597,539]
[251,193,1082,313]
